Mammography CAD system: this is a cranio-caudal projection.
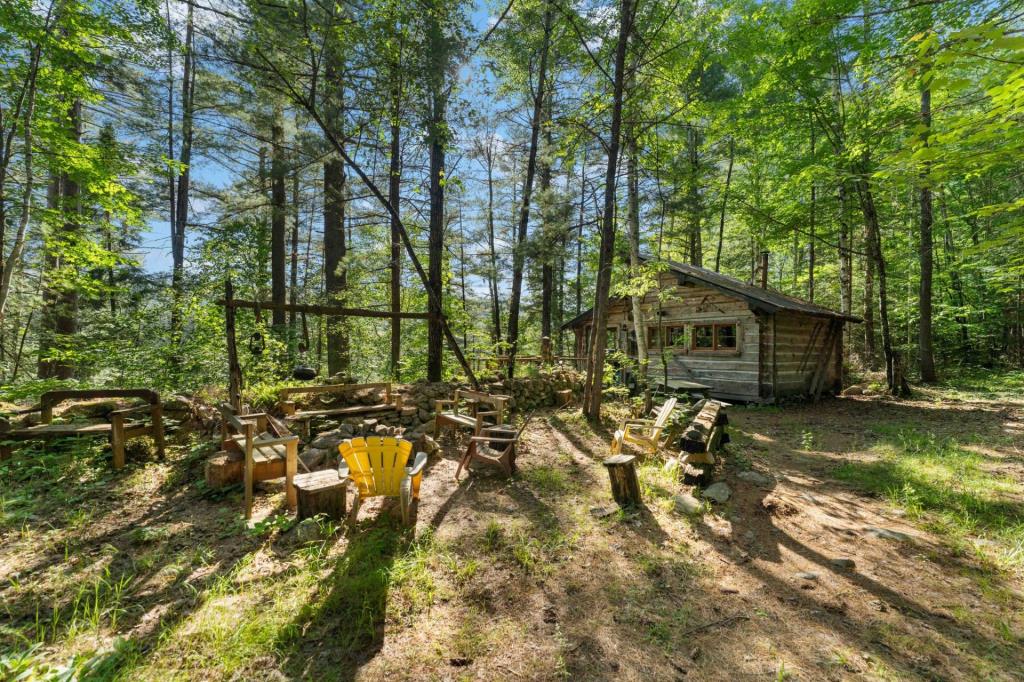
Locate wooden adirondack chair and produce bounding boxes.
[456,413,533,479]
[338,437,427,526]
[610,397,678,456]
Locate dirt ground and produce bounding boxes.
[2,388,1023,681]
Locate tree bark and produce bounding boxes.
[714,137,733,273]
[918,63,936,382]
[506,3,553,380]
[483,137,502,344]
[583,0,633,421]
[324,158,348,377]
[271,107,287,330]
[39,99,81,380]
[171,0,194,352]
[626,133,648,386]
[388,76,403,379]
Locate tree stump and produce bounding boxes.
[603,454,642,507]
[554,389,573,407]
[294,470,347,521]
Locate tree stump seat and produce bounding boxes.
[293,469,348,521]
[603,454,642,507]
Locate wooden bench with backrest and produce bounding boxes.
[277,382,402,440]
[434,389,509,438]
[610,397,678,457]
[1,389,165,469]
[216,404,299,519]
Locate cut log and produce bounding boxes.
[294,469,348,521]
[603,454,642,507]
[679,400,730,466]
[554,389,573,406]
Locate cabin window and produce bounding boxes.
[646,327,659,349]
[664,325,687,348]
[692,325,715,349]
[692,323,739,352]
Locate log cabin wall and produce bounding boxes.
[613,273,763,402]
[571,270,850,403]
[771,311,842,398]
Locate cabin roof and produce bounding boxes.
[561,260,862,330]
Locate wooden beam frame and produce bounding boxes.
[218,299,431,320]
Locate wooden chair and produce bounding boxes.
[218,404,299,519]
[338,437,427,526]
[434,389,509,438]
[277,382,401,440]
[610,397,678,457]
[456,415,532,479]
[1,389,165,468]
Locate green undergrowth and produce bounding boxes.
[835,425,1024,573]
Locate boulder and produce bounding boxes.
[294,518,321,543]
[300,447,329,469]
[701,482,731,504]
[737,470,772,486]
[311,429,346,451]
[673,493,704,516]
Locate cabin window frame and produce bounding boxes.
[690,321,741,354]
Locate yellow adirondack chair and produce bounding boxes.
[338,437,427,526]
[610,397,678,456]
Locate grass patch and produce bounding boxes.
[521,465,573,494]
[835,426,1024,572]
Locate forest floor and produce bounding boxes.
[2,372,1023,681]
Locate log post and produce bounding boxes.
[225,278,243,413]
[151,403,166,459]
[603,454,642,507]
[110,413,126,469]
[285,438,298,512]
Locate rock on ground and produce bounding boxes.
[701,482,731,504]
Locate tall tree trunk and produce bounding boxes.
[583,0,633,421]
[856,162,906,395]
[40,99,81,380]
[506,3,553,380]
[863,235,876,367]
[714,137,733,273]
[271,107,287,330]
[838,182,853,350]
[0,36,41,325]
[686,116,702,267]
[626,133,648,387]
[576,147,586,316]
[918,58,936,382]
[388,75,403,379]
[171,0,194,353]
[539,86,554,358]
[289,166,299,332]
[324,158,348,377]
[484,138,502,344]
[808,120,815,301]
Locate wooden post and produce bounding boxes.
[243,421,255,519]
[110,413,126,469]
[151,403,166,459]
[285,438,298,512]
[225,278,243,412]
[603,454,642,507]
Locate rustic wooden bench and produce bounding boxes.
[434,389,509,438]
[215,404,298,520]
[277,382,402,440]
[0,389,165,469]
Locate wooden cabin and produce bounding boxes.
[563,261,861,403]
